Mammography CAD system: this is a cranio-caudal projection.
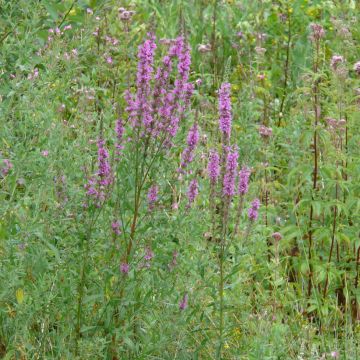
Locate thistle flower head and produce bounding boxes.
[272,232,282,242]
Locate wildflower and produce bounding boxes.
[248,199,260,221]
[63,25,72,31]
[218,83,232,140]
[1,159,13,176]
[272,232,282,242]
[111,220,122,235]
[353,61,360,75]
[257,73,265,81]
[207,150,220,184]
[84,139,112,206]
[147,184,158,210]
[223,150,238,197]
[144,247,154,261]
[330,55,344,70]
[258,125,272,138]
[127,33,156,129]
[236,31,244,38]
[179,293,188,310]
[41,150,49,157]
[97,139,112,186]
[187,179,199,207]
[106,56,113,64]
[119,7,135,21]
[179,123,199,173]
[238,166,251,195]
[330,351,339,359]
[115,118,124,155]
[86,8,93,15]
[309,23,325,42]
[120,263,129,274]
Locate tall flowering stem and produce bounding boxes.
[208,150,220,235]
[233,166,251,237]
[77,138,113,348]
[218,82,232,144]
[123,34,193,264]
[307,23,324,299]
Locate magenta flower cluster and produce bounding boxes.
[248,198,260,221]
[223,150,239,197]
[187,179,199,207]
[238,166,251,195]
[218,83,232,140]
[207,150,220,184]
[179,123,199,173]
[147,184,158,210]
[125,34,193,145]
[85,139,113,206]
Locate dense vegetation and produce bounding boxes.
[0,0,359,358]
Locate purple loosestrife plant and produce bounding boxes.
[223,150,238,197]
[238,166,251,195]
[187,178,199,208]
[115,118,124,156]
[84,139,113,207]
[178,123,199,173]
[125,33,157,131]
[147,184,158,211]
[234,166,251,237]
[248,198,260,221]
[208,150,220,184]
[218,83,232,143]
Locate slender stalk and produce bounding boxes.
[307,38,321,299]
[278,10,292,125]
[211,0,218,92]
[217,198,230,359]
[233,195,244,239]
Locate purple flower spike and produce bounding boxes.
[223,150,238,197]
[147,184,158,210]
[187,179,199,207]
[111,220,122,235]
[179,123,199,173]
[238,166,251,195]
[248,198,260,221]
[218,83,232,140]
[207,150,220,184]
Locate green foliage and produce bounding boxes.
[0,0,360,358]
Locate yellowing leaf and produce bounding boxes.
[16,288,24,304]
